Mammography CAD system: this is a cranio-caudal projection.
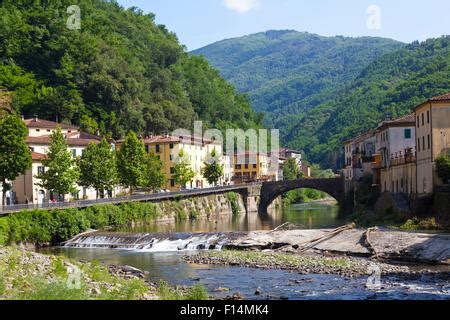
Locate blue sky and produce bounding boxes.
[117,0,450,50]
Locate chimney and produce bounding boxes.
[34,115,38,122]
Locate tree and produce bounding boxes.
[144,152,166,192]
[172,149,195,189]
[116,131,147,193]
[35,127,79,201]
[0,114,32,205]
[283,158,300,181]
[436,155,450,184]
[201,149,224,186]
[78,139,118,198]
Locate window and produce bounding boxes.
[417,116,420,128]
[170,167,175,174]
[428,135,431,149]
[235,165,241,170]
[253,164,257,169]
[427,111,430,124]
[170,155,174,161]
[423,137,425,151]
[71,192,79,200]
[418,138,421,152]
[170,179,175,187]
[38,166,45,175]
[72,149,77,158]
[245,164,249,169]
[404,129,412,139]
[422,113,425,126]
[170,144,174,149]
[145,145,149,153]
[155,144,160,153]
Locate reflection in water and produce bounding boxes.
[117,202,344,234]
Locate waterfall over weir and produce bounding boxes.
[63,232,237,252]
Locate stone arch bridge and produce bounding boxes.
[258,178,345,215]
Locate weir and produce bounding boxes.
[64,232,238,252]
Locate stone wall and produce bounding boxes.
[151,192,248,223]
[434,186,450,227]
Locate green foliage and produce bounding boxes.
[35,127,79,197]
[196,31,450,169]
[435,155,450,184]
[282,158,300,180]
[78,139,118,197]
[116,131,147,192]
[172,149,195,188]
[201,149,224,186]
[0,202,162,245]
[143,152,166,192]
[0,1,261,138]
[157,281,208,300]
[400,217,442,231]
[225,192,240,217]
[0,114,32,205]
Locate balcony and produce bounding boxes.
[390,149,417,167]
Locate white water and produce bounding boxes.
[64,233,230,253]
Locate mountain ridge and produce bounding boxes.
[192,30,449,168]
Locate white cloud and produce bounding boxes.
[223,0,260,14]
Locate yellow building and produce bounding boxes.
[142,135,223,191]
[415,92,450,195]
[232,152,269,183]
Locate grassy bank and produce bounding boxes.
[0,246,208,300]
[0,202,166,246]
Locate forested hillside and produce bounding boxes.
[285,36,450,168]
[192,30,403,127]
[0,0,262,138]
[194,31,450,169]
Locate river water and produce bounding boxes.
[47,203,450,300]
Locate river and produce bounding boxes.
[45,203,450,300]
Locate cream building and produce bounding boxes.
[12,118,121,205]
[415,92,450,195]
[375,114,417,194]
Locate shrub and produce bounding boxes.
[0,218,11,245]
[226,192,240,217]
[436,155,450,184]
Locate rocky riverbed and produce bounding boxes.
[184,250,450,281]
[0,246,209,300]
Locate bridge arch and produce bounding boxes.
[258,178,345,215]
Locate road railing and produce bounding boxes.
[0,183,262,215]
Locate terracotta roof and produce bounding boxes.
[31,152,47,161]
[137,135,219,146]
[376,114,415,131]
[24,118,79,130]
[429,92,450,101]
[413,92,450,110]
[26,135,101,146]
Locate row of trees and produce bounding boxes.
[0,114,225,204]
